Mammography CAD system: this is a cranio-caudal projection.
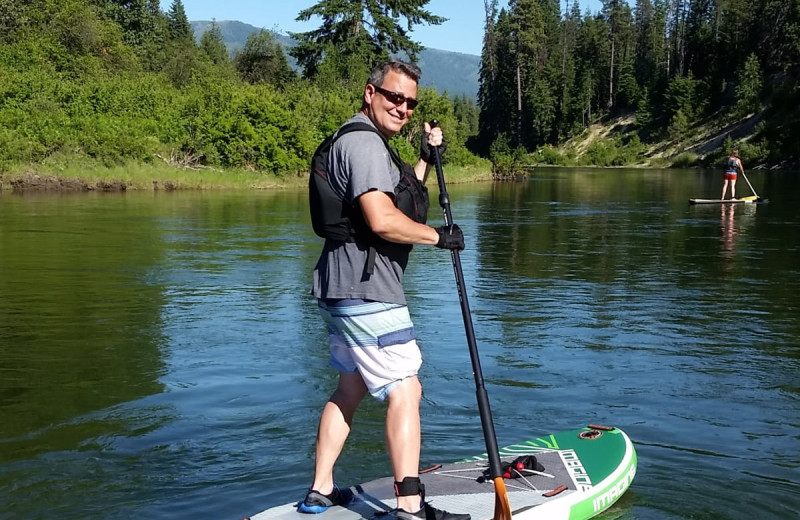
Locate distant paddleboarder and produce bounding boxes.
[722,150,745,200]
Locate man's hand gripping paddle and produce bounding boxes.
[430,120,513,520]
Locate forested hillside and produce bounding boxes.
[0,0,483,179]
[477,0,800,168]
[1,0,798,183]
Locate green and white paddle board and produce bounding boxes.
[246,424,636,520]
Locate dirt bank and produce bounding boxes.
[0,172,130,192]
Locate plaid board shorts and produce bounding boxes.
[318,299,422,401]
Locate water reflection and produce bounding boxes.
[720,203,737,254]
[0,194,168,462]
[1,171,799,520]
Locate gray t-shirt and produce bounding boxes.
[311,114,410,305]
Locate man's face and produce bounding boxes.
[364,70,418,138]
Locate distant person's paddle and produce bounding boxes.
[739,168,760,202]
[430,120,513,520]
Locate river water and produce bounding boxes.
[1,168,798,520]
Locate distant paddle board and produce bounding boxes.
[688,196,767,205]
[246,425,636,520]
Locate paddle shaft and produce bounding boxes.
[740,168,758,198]
[430,134,505,486]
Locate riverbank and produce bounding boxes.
[0,160,493,192]
[552,109,800,171]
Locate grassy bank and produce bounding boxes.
[0,159,493,192]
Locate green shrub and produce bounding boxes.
[737,141,769,165]
[580,135,646,166]
[582,138,618,166]
[532,145,569,165]
[670,152,700,168]
[617,135,646,164]
[489,134,526,176]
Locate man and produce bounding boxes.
[299,59,469,520]
[722,150,744,200]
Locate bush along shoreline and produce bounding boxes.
[0,160,493,192]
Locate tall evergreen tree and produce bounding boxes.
[481,0,500,84]
[235,29,295,86]
[199,20,228,65]
[634,0,667,92]
[477,0,501,153]
[666,0,691,77]
[734,52,762,117]
[99,0,161,49]
[167,0,192,42]
[752,0,800,72]
[453,94,480,137]
[289,0,446,79]
[478,8,519,150]
[555,1,580,138]
[575,11,609,124]
[509,0,546,144]
[602,0,635,109]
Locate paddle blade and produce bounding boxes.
[492,477,513,520]
[739,195,758,202]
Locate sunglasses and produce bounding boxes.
[371,85,419,110]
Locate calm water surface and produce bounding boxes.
[1,168,798,520]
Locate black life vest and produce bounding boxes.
[309,122,430,273]
[725,156,738,173]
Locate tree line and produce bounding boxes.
[0,0,483,175]
[477,0,800,166]
[2,0,798,174]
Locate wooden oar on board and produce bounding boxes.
[430,120,513,520]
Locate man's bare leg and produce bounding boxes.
[385,376,423,512]
[310,372,368,494]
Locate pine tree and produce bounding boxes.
[235,29,295,86]
[200,20,228,65]
[289,0,446,78]
[734,53,762,117]
[100,0,161,49]
[601,0,635,110]
[634,0,667,92]
[477,0,501,153]
[167,0,192,42]
[575,12,608,125]
[478,8,519,151]
[555,0,580,139]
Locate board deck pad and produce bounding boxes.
[247,426,637,520]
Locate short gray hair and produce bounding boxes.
[367,59,421,87]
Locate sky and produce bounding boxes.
[162,1,603,56]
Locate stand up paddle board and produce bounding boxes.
[688,196,767,205]
[246,424,636,520]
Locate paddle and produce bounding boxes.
[739,168,759,201]
[430,121,513,520]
